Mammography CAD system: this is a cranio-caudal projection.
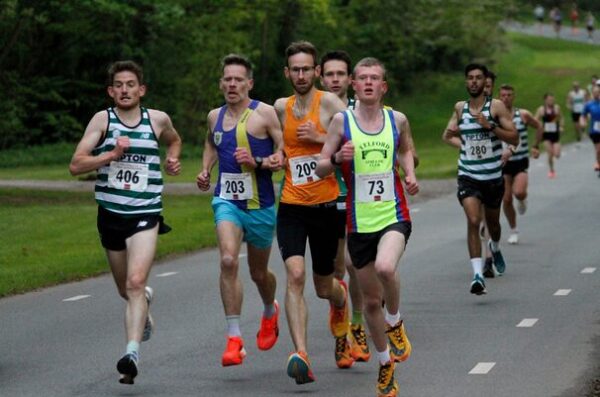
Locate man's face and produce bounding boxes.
[220,64,253,105]
[351,65,387,104]
[321,60,350,99]
[107,71,146,110]
[545,95,555,106]
[593,86,600,100]
[499,89,514,108]
[483,77,494,97]
[466,69,485,98]
[285,52,319,95]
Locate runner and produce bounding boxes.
[273,41,353,384]
[550,7,563,38]
[483,70,496,97]
[196,54,284,366]
[69,60,182,384]
[316,56,419,397]
[586,12,596,43]
[570,4,579,35]
[534,4,545,34]
[566,81,586,142]
[580,85,600,177]
[498,84,542,245]
[587,75,598,99]
[442,63,518,295]
[534,93,563,178]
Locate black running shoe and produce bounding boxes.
[117,353,138,385]
[482,257,495,278]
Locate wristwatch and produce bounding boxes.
[254,156,263,169]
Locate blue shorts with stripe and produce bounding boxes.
[211,197,275,249]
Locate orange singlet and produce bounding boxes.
[281,90,339,205]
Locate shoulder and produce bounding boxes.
[207,107,221,124]
[147,108,171,124]
[255,101,276,116]
[90,109,109,124]
[391,109,408,124]
[454,101,466,111]
[274,97,289,111]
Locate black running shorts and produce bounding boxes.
[502,157,529,177]
[543,132,560,143]
[276,202,338,276]
[97,206,170,251]
[457,175,505,209]
[347,222,412,269]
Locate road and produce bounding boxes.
[504,21,600,45]
[1,142,599,397]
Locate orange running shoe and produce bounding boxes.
[334,336,354,368]
[594,162,600,171]
[221,336,246,366]
[377,360,398,397]
[548,170,556,179]
[257,300,279,351]
[386,320,412,363]
[286,351,315,384]
[349,323,371,362]
[329,280,350,338]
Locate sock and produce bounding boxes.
[263,302,276,319]
[471,257,483,276]
[126,340,140,359]
[377,347,391,365]
[226,315,241,337]
[511,228,518,234]
[489,239,499,252]
[385,310,401,327]
[351,310,363,326]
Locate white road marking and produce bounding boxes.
[63,295,91,302]
[581,267,596,274]
[553,289,571,296]
[516,318,538,327]
[156,271,178,278]
[412,208,421,213]
[469,362,496,374]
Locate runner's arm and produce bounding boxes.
[153,110,182,176]
[396,114,419,195]
[263,104,285,170]
[442,103,462,149]
[491,99,518,146]
[315,112,344,179]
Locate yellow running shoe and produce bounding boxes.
[385,320,411,362]
[329,280,349,337]
[349,323,371,362]
[334,335,354,368]
[377,360,398,397]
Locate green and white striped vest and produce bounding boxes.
[507,109,529,162]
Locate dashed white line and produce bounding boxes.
[553,289,571,296]
[469,362,496,374]
[516,318,538,327]
[63,295,91,302]
[156,271,178,278]
[411,208,421,213]
[581,267,596,274]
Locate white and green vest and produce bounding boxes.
[507,109,529,162]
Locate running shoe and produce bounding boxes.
[329,280,349,338]
[377,360,398,397]
[517,199,527,215]
[349,323,371,362]
[594,162,600,171]
[548,170,556,179]
[507,232,519,245]
[488,240,506,275]
[221,336,246,366]
[470,274,487,295]
[117,352,139,385]
[142,286,154,342]
[482,257,495,278]
[286,351,315,384]
[257,300,279,351]
[334,335,354,368]
[385,320,411,362]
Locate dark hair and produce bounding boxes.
[107,60,144,86]
[485,70,497,83]
[320,50,352,75]
[285,41,318,67]
[222,53,253,79]
[499,84,514,91]
[353,57,387,80]
[543,92,554,99]
[464,63,488,77]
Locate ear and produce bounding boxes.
[139,84,146,98]
[382,81,388,95]
[314,64,321,78]
[107,86,115,99]
[284,66,290,80]
[248,79,254,91]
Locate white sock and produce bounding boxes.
[471,258,483,276]
[377,347,391,365]
[126,341,140,358]
[511,228,518,234]
[226,315,241,337]
[385,310,401,327]
[489,239,499,252]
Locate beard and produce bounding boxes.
[468,86,484,98]
[291,79,314,95]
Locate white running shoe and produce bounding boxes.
[517,199,527,215]
[142,286,154,342]
[507,232,519,245]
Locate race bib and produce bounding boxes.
[108,162,148,192]
[593,121,600,132]
[573,103,584,113]
[355,172,395,203]
[219,172,253,200]
[544,122,558,133]
[289,155,321,185]
[465,138,493,161]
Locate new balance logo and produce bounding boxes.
[137,220,148,228]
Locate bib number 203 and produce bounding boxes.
[224,180,245,194]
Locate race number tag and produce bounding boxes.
[108,162,148,192]
[219,172,253,200]
[573,103,584,113]
[355,172,395,203]
[593,121,600,132]
[289,155,321,185]
[465,138,493,161]
[544,122,558,133]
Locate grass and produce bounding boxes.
[1,32,599,296]
[0,189,215,297]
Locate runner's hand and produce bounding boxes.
[531,147,540,159]
[234,147,257,168]
[165,157,181,176]
[112,136,130,160]
[474,113,492,130]
[338,141,355,162]
[196,170,211,191]
[267,151,284,171]
[297,121,319,143]
[404,175,419,196]
[500,149,512,165]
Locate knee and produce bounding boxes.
[286,268,305,291]
[503,195,513,207]
[375,263,396,284]
[220,254,239,275]
[514,191,527,201]
[314,282,332,300]
[249,266,268,285]
[363,295,383,313]
[126,273,146,295]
